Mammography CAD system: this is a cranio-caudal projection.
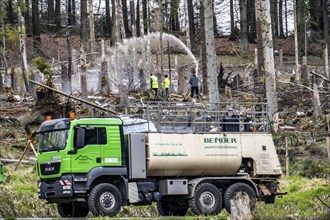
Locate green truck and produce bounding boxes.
[37,102,284,217]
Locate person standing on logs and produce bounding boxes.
[150,73,159,96]
[189,68,199,100]
[162,74,170,101]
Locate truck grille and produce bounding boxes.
[40,162,60,175]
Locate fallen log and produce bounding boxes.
[29,79,116,115]
[0,158,36,165]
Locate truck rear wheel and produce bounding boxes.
[157,197,188,216]
[57,202,89,217]
[223,182,256,214]
[188,182,222,215]
[88,183,122,217]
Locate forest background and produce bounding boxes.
[0,0,329,219]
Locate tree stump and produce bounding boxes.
[230,192,252,220]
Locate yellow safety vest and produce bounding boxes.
[151,75,158,89]
[162,78,170,88]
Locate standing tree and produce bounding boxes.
[48,0,55,24]
[80,0,88,52]
[229,0,237,40]
[323,0,329,81]
[187,0,195,48]
[32,0,41,54]
[122,0,130,37]
[88,0,96,54]
[247,0,257,41]
[55,0,61,32]
[279,0,285,38]
[17,0,30,93]
[105,0,111,36]
[201,0,219,103]
[239,0,249,51]
[256,0,278,130]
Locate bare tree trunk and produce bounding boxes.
[279,0,285,38]
[89,0,96,55]
[55,0,61,32]
[257,0,278,131]
[139,0,144,36]
[32,0,41,54]
[285,137,289,176]
[229,0,237,40]
[116,0,125,40]
[48,0,55,24]
[105,0,111,36]
[81,0,88,51]
[255,0,265,85]
[200,0,208,95]
[285,0,288,36]
[17,1,30,93]
[61,64,69,93]
[240,0,249,51]
[10,68,18,93]
[177,67,189,95]
[313,83,321,117]
[130,0,136,37]
[323,0,329,81]
[122,0,130,37]
[294,0,300,82]
[100,60,110,95]
[66,6,73,93]
[0,20,6,91]
[111,0,117,45]
[185,0,191,49]
[201,0,219,103]
[187,0,195,48]
[80,51,88,99]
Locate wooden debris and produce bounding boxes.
[29,79,116,115]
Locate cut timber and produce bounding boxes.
[29,79,116,114]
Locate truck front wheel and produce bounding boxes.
[88,183,122,217]
[223,182,256,214]
[57,202,89,217]
[188,182,222,215]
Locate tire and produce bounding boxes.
[188,182,222,215]
[157,197,189,216]
[57,202,89,217]
[223,182,256,214]
[88,183,122,217]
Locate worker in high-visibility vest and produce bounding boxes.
[150,73,158,95]
[162,74,170,101]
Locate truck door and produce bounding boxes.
[101,125,122,167]
[71,126,107,172]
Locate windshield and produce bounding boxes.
[39,129,69,153]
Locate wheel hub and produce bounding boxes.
[200,191,215,208]
[100,192,115,210]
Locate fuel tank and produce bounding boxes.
[146,133,242,176]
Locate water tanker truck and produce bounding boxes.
[36,102,284,217]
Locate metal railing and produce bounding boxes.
[119,101,270,134]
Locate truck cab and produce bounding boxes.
[37,102,284,217]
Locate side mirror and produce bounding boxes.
[75,127,85,149]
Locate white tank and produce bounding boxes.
[146,133,242,176]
